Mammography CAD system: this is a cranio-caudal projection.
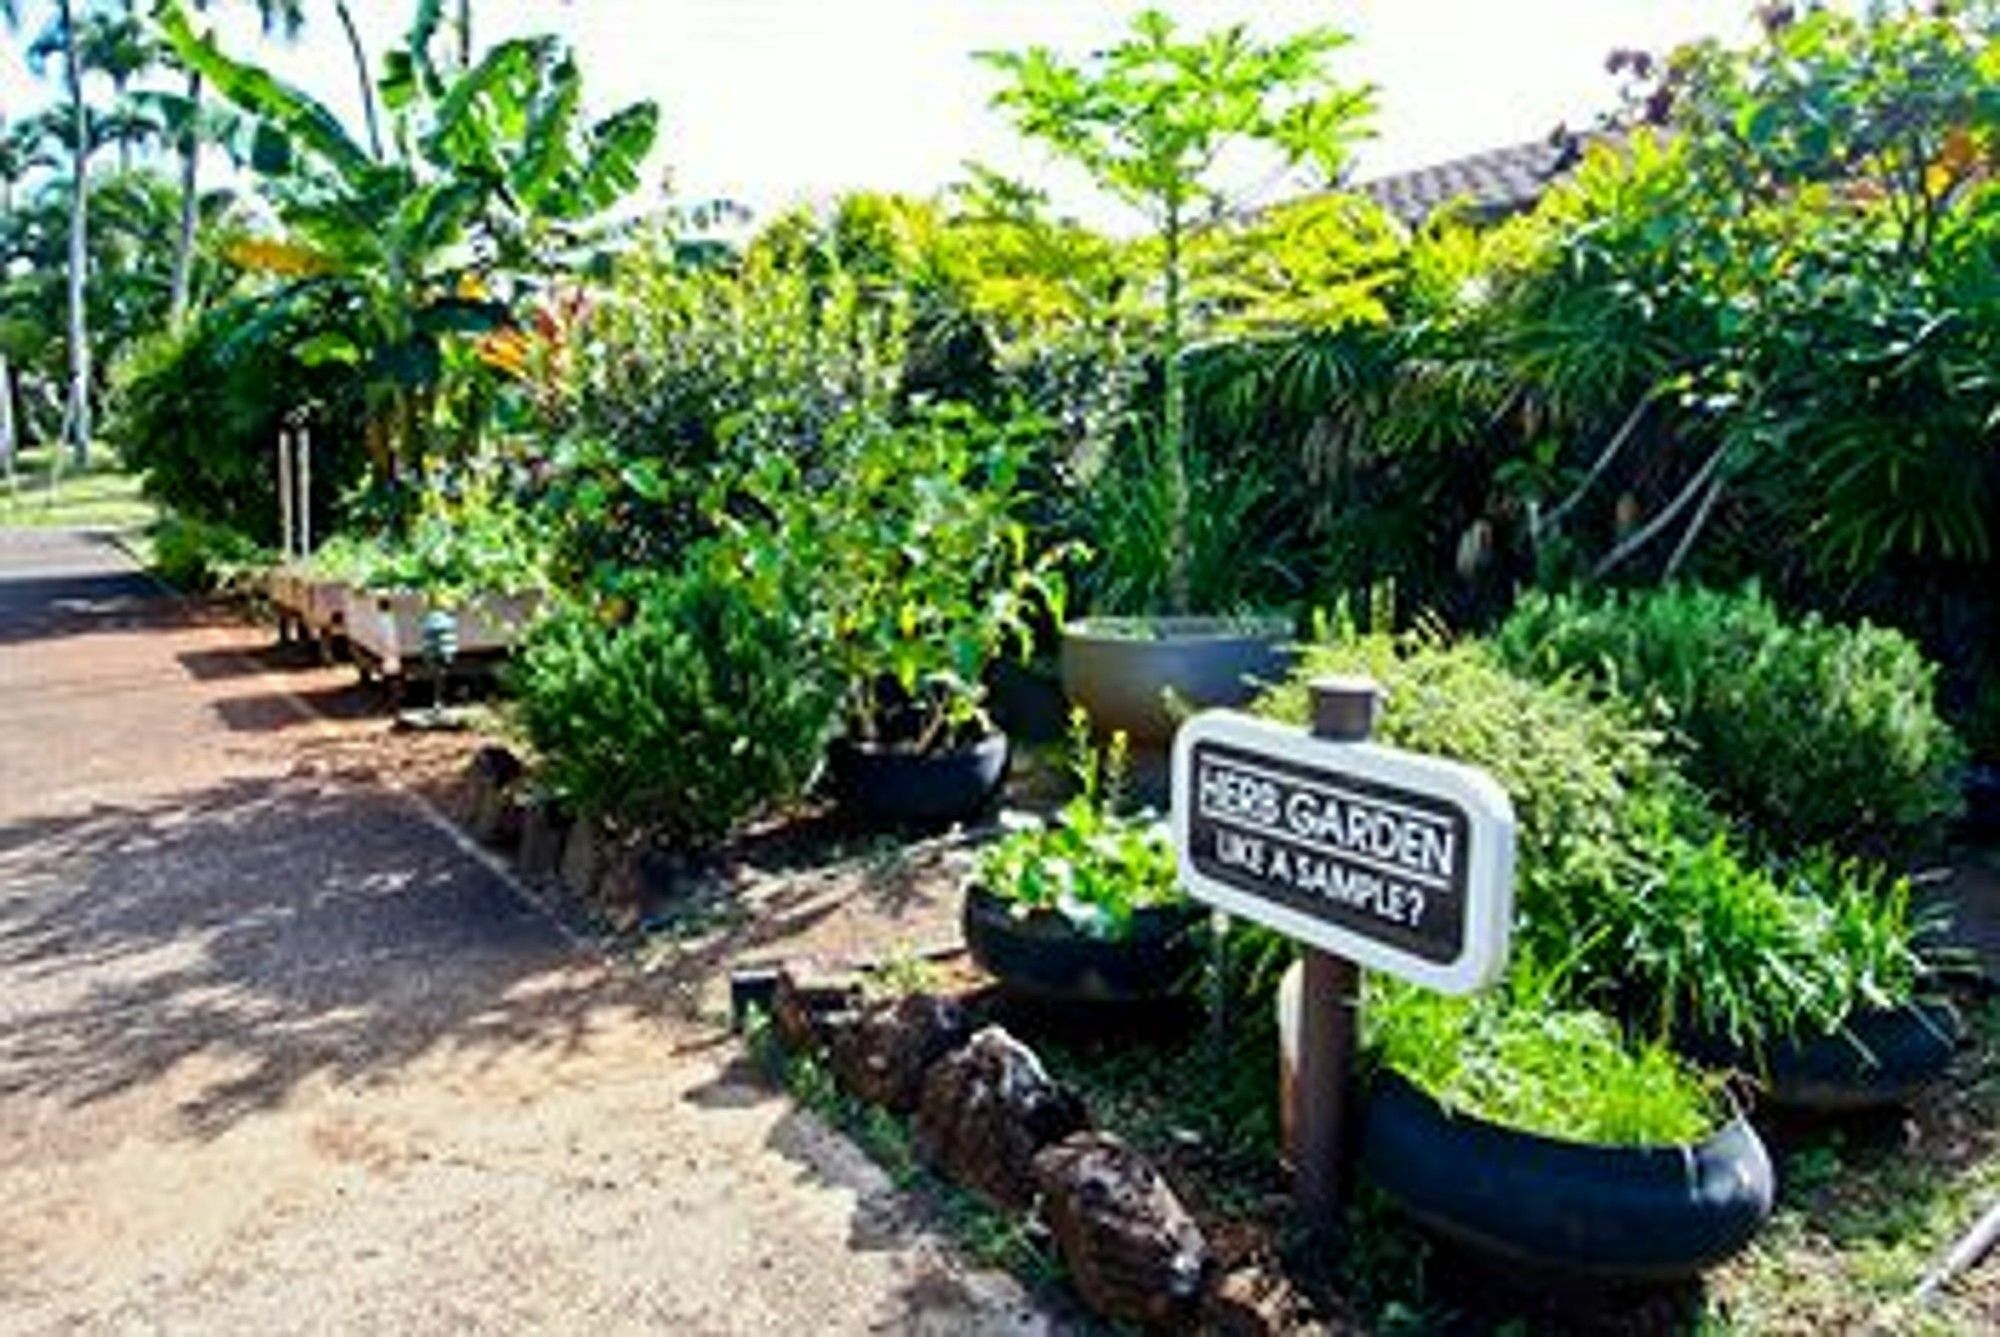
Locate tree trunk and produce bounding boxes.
[0,352,16,488]
[1161,204,1190,614]
[169,68,203,324]
[335,1,383,159]
[60,0,92,468]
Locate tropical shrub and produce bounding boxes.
[108,292,368,544]
[510,558,838,843]
[802,404,1071,749]
[975,712,1181,940]
[1495,585,1964,857]
[546,226,912,579]
[1256,629,1924,1050]
[148,514,270,593]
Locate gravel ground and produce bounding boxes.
[0,528,1052,1335]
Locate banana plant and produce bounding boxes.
[155,0,658,476]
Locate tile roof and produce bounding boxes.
[1355,130,1591,227]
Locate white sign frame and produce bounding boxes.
[1171,709,1516,995]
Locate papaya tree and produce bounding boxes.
[982,9,1373,612]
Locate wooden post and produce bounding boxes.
[296,421,312,556]
[1294,675,1382,1225]
[278,427,295,561]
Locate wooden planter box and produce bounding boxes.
[340,587,539,677]
[265,566,349,647]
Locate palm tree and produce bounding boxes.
[166,0,303,323]
[6,0,93,466]
[68,0,152,172]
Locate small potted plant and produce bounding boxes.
[805,405,1073,826]
[963,713,1205,1003]
[1276,964,1775,1279]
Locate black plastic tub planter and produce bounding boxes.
[961,885,1205,1005]
[828,731,1010,827]
[1739,999,1963,1113]
[1358,1071,1776,1280]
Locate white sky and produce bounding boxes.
[4,1,1762,229]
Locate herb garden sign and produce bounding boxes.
[1171,677,1517,1222]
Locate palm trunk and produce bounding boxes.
[169,68,202,324]
[60,0,91,468]
[0,352,16,489]
[334,1,383,159]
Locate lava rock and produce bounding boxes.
[1201,1263,1317,1336]
[464,753,525,849]
[914,1026,1088,1210]
[469,744,525,789]
[1031,1131,1208,1329]
[829,993,973,1112]
[518,797,571,882]
[559,817,611,903]
[771,967,865,1053]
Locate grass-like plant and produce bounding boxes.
[1365,960,1724,1147]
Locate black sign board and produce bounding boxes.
[1172,711,1514,995]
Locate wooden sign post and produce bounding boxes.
[1171,676,1516,1226]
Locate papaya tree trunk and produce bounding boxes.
[1161,202,1189,615]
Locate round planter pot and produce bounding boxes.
[1058,615,1293,747]
[1749,1000,1962,1113]
[1960,764,2000,843]
[1359,1070,1775,1280]
[962,885,1205,1005]
[828,732,1010,827]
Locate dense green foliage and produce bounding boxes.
[147,512,268,591]
[736,403,1071,749]
[1257,629,1925,1052]
[300,468,548,604]
[1497,585,1964,857]
[511,560,836,842]
[107,289,365,542]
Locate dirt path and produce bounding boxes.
[0,529,1049,1334]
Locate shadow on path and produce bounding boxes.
[0,773,670,1140]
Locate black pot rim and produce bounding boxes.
[830,729,1009,762]
[1367,1067,1747,1159]
[1361,1068,1775,1279]
[963,882,1204,943]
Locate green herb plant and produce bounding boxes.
[1497,584,1964,858]
[734,401,1073,755]
[1365,956,1725,1147]
[511,555,838,844]
[975,709,1183,940]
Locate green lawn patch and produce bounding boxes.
[1,446,156,531]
